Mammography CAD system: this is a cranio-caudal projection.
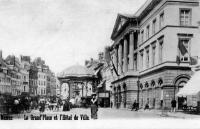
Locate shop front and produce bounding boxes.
[177,71,200,112]
[98,92,110,107]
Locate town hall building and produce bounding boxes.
[110,0,200,109]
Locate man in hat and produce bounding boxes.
[91,94,98,119]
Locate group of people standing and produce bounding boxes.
[13,97,31,114]
[129,99,179,112]
[38,98,64,113]
[0,95,33,114]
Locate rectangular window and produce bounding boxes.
[152,19,156,35]
[158,39,164,63]
[140,51,144,70]
[152,44,156,66]
[141,30,144,43]
[159,12,164,29]
[180,9,191,26]
[146,25,150,39]
[146,48,150,68]
[134,54,137,71]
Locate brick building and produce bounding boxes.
[110,0,200,109]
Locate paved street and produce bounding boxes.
[8,107,200,120]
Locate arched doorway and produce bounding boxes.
[139,83,143,107]
[174,74,190,109]
[151,80,156,108]
[158,78,163,108]
[145,82,149,106]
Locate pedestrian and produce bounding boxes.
[110,101,113,108]
[24,97,30,112]
[13,98,19,114]
[160,100,163,109]
[63,99,70,111]
[144,102,150,110]
[46,100,50,111]
[91,94,98,119]
[171,99,177,112]
[0,95,4,114]
[182,99,187,110]
[39,101,45,113]
[56,100,60,111]
[131,100,137,111]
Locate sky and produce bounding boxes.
[0,0,147,74]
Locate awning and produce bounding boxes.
[176,71,200,96]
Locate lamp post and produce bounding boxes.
[174,84,176,100]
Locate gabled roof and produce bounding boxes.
[110,0,163,41]
[111,13,137,40]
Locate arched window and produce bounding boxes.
[114,87,116,92]
[151,80,155,87]
[145,82,149,88]
[117,85,121,92]
[178,81,187,87]
[158,78,163,87]
[140,83,143,89]
[174,74,190,88]
[123,84,127,91]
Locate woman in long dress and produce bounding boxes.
[91,95,98,119]
[63,100,70,111]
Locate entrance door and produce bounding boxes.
[178,97,186,110]
[153,98,156,109]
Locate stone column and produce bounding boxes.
[123,37,128,72]
[118,43,122,75]
[68,81,73,99]
[113,48,118,75]
[129,31,134,70]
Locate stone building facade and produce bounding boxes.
[20,56,30,93]
[110,0,200,109]
[29,63,38,96]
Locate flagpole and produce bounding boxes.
[175,40,181,101]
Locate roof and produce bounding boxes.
[57,65,95,79]
[134,0,153,17]
[111,13,138,40]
